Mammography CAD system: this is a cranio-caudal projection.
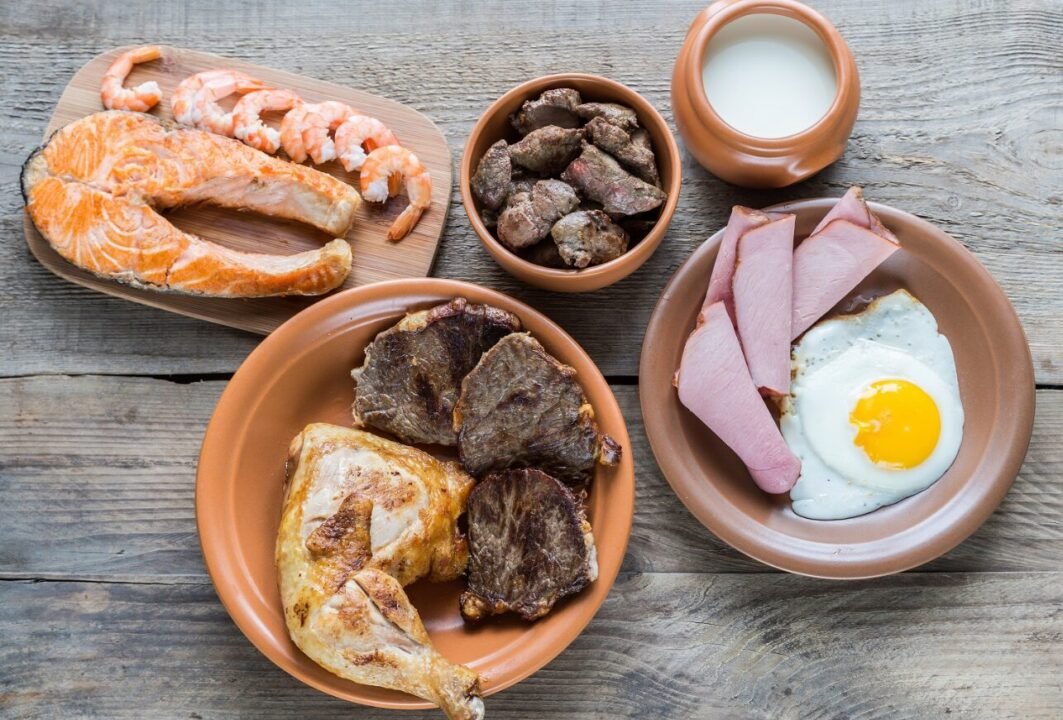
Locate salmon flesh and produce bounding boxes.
[22,111,361,297]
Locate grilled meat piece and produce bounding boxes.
[550,210,629,268]
[509,88,582,135]
[575,102,639,131]
[470,139,511,211]
[509,125,585,175]
[585,116,660,186]
[496,179,579,250]
[460,468,598,622]
[352,298,521,445]
[562,143,666,216]
[454,333,621,485]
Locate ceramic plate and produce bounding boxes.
[196,278,633,709]
[639,199,1034,579]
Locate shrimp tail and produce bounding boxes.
[387,204,425,242]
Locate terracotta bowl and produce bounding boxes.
[639,200,1035,579]
[196,279,634,709]
[460,73,682,292]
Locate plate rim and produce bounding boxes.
[196,277,635,708]
[638,198,1036,580]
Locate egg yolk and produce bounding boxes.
[850,379,940,469]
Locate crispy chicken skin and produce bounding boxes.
[281,424,474,586]
[278,424,483,719]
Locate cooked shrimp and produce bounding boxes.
[233,89,302,154]
[171,70,271,137]
[279,104,311,163]
[300,101,357,164]
[100,46,163,112]
[335,115,399,172]
[360,145,432,241]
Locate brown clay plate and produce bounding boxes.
[640,199,1035,579]
[23,45,451,335]
[196,278,634,708]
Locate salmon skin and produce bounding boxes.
[22,111,360,298]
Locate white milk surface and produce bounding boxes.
[702,13,837,139]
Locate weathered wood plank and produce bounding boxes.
[1,572,1061,719]
[1,376,1059,580]
[0,0,1059,380]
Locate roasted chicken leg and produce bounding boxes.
[278,424,481,718]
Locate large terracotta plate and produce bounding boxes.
[196,279,634,708]
[23,45,451,334]
[640,199,1035,579]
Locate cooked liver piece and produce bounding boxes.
[351,298,521,445]
[575,102,639,131]
[454,332,620,486]
[520,237,568,268]
[550,210,629,268]
[509,126,585,175]
[561,144,666,216]
[510,88,582,135]
[496,180,579,250]
[470,139,512,211]
[584,116,659,186]
[460,468,598,622]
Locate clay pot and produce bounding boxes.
[672,0,860,188]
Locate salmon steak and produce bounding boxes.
[21,110,361,297]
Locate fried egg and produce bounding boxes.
[781,290,964,520]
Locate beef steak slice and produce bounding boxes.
[454,332,621,484]
[461,468,598,622]
[352,298,521,445]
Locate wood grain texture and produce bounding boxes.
[22,45,452,334]
[1,376,1058,581]
[2,572,1061,719]
[0,0,1060,380]
[1,2,1061,718]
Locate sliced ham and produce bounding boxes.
[790,218,900,338]
[732,214,795,397]
[701,206,773,322]
[812,185,898,243]
[677,302,800,494]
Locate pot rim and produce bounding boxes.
[684,0,858,154]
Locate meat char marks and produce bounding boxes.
[454,333,621,487]
[461,468,598,621]
[352,298,521,446]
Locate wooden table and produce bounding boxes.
[2,1,1060,717]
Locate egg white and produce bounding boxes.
[783,290,965,520]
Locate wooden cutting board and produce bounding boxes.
[22,45,451,334]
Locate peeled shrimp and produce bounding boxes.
[360,145,432,241]
[300,101,357,165]
[233,89,302,154]
[171,70,271,137]
[100,46,163,112]
[335,115,399,172]
[279,104,312,163]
